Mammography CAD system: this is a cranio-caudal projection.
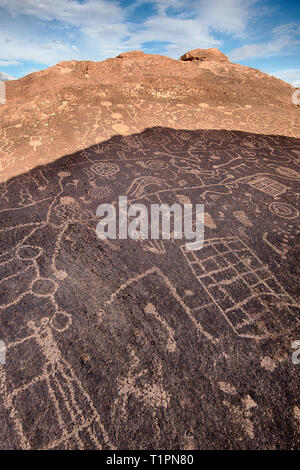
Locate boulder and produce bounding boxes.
[180,48,229,62]
[117,50,146,58]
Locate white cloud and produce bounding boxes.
[0,0,125,26]
[0,32,76,64]
[125,0,259,58]
[128,0,185,16]
[229,23,300,60]
[270,68,300,86]
[0,59,20,66]
[0,0,296,73]
[127,15,220,58]
[194,0,259,36]
[130,0,258,36]
[0,0,131,63]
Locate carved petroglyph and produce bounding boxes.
[181,237,299,339]
[0,318,113,449]
[246,176,289,197]
[0,127,299,448]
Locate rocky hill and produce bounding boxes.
[0,48,299,181]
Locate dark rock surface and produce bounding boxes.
[0,127,299,449]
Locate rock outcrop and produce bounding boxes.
[0,48,299,181]
[117,50,147,58]
[180,47,229,62]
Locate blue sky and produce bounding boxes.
[0,0,299,84]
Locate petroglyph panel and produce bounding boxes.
[182,237,299,339]
[0,127,299,449]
